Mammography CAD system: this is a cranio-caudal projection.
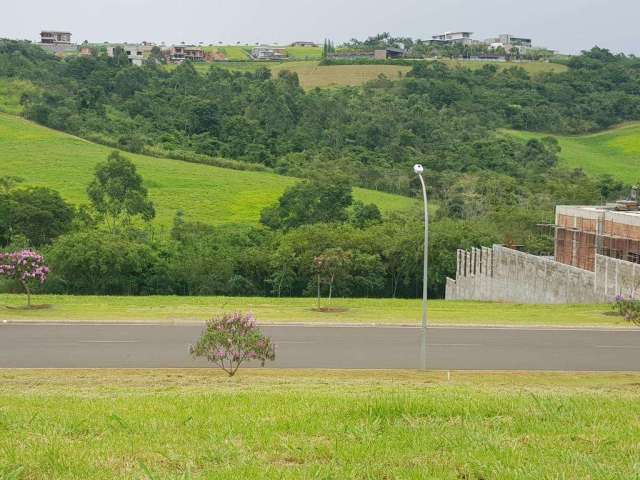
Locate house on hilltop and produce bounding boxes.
[374,47,405,60]
[290,41,318,47]
[169,45,205,63]
[430,31,477,46]
[107,44,145,65]
[251,46,288,60]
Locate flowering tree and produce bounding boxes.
[0,250,49,308]
[190,312,276,376]
[612,294,640,326]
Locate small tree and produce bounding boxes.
[87,151,155,231]
[313,248,352,308]
[190,312,275,376]
[0,250,49,308]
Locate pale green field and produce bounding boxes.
[1,369,638,479]
[0,294,629,327]
[0,113,414,226]
[508,124,640,182]
[200,59,565,90]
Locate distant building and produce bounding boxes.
[430,32,476,45]
[374,48,405,60]
[251,46,288,60]
[290,41,318,47]
[79,47,93,57]
[486,34,533,53]
[498,34,532,48]
[40,30,71,45]
[39,30,76,53]
[169,45,205,63]
[107,44,145,65]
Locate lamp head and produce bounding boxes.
[413,164,424,175]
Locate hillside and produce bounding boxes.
[0,114,414,226]
[507,124,640,182]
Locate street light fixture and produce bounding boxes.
[414,164,428,370]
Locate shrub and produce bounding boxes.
[190,312,276,376]
[0,250,48,307]
[612,295,640,325]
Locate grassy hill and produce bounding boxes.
[508,124,640,182]
[0,113,414,226]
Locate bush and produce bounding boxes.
[612,295,640,325]
[190,312,276,376]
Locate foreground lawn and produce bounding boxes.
[0,369,638,479]
[0,294,631,327]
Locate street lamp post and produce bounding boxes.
[413,164,428,370]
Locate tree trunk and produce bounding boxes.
[328,274,334,304]
[22,281,31,309]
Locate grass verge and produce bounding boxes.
[0,369,638,479]
[0,294,631,327]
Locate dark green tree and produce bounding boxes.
[260,177,353,230]
[87,151,155,230]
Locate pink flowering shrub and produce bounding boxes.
[0,250,49,307]
[190,312,276,376]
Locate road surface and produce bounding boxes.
[0,323,639,371]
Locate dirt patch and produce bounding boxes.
[310,307,349,313]
[4,304,53,310]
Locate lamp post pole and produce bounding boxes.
[414,164,428,370]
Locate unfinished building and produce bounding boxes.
[446,192,640,303]
[39,30,76,53]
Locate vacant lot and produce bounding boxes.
[508,123,640,182]
[0,113,413,226]
[0,294,629,327]
[1,369,638,479]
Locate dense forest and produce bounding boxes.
[0,40,637,298]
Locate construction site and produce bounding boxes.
[447,190,640,303]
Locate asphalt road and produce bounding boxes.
[0,323,639,371]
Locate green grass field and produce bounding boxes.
[0,113,413,226]
[0,294,630,327]
[1,369,638,479]
[508,124,640,182]
[0,79,39,115]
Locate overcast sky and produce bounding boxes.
[3,0,639,55]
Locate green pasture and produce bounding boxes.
[0,113,413,226]
[508,124,640,182]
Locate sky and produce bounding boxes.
[3,0,639,55]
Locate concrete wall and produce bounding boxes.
[445,245,640,304]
